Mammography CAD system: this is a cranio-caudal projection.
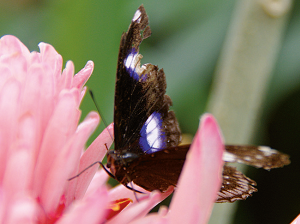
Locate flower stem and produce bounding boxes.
[206,0,292,223]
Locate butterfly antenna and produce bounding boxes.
[88,89,114,141]
[68,161,116,181]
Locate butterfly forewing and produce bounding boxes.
[108,5,182,191]
[113,5,181,155]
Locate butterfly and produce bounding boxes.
[105,5,290,203]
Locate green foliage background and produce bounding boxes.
[1,0,300,223]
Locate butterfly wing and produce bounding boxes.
[122,144,290,198]
[217,165,257,203]
[124,145,189,192]
[224,145,290,169]
[122,145,259,201]
[114,5,181,155]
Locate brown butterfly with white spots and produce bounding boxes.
[104,5,291,203]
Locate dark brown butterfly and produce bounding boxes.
[106,5,290,203]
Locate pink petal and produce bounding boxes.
[107,191,163,224]
[2,114,36,200]
[169,113,224,224]
[38,63,55,137]
[41,112,100,214]
[5,194,40,224]
[108,184,173,204]
[20,64,43,116]
[3,147,33,201]
[72,60,94,90]
[58,61,74,92]
[85,169,110,196]
[129,206,169,224]
[66,112,105,205]
[0,52,27,83]
[0,65,11,92]
[0,78,20,182]
[20,65,44,163]
[0,35,30,58]
[38,42,62,82]
[57,186,109,224]
[73,123,114,200]
[79,86,87,104]
[0,188,4,223]
[33,90,80,196]
[292,214,300,224]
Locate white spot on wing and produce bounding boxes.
[124,52,136,70]
[132,9,141,22]
[255,154,263,160]
[244,156,251,161]
[223,152,237,162]
[145,113,162,150]
[258,146,276,156]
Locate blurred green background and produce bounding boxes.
[1,0,299,223]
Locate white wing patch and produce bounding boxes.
[145,113,162,150]
[124,52,137,71]
[140,112,165,153]
[132,9,141,22]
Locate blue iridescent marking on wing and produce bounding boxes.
[124,49,140,81]
[139,111,166,154]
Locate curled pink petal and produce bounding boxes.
[73,123,114,200]
[169,113,224,224]
[72,60,94,90]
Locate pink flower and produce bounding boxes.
[0,35,225,224]
[0,35,114,223]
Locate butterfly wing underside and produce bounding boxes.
[122,144,290,201]
[125,145,260,201]
[114,5,181,155]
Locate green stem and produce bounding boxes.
[206,0,292,223]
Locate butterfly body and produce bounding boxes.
[106,5,290,202]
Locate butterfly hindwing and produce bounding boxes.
[120,145,189,192]
[217,165,257,203]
